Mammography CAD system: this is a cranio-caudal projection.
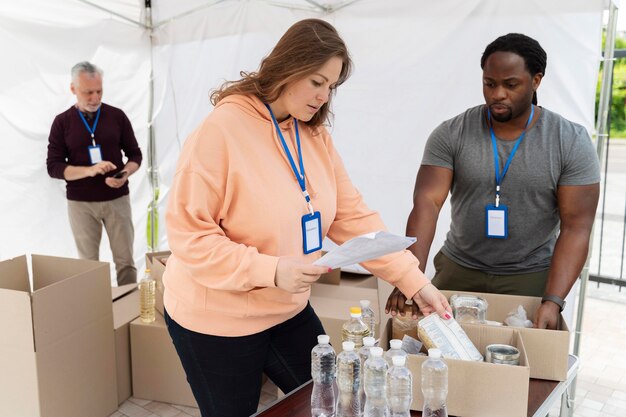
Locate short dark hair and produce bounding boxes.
[211,18,352,129]
[481,33,547,104]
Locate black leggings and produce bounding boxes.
[165,303,325,417]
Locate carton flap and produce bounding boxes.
[32,254,109,291]
[112,283,138,301]
[113,290,140,330]
[0,255,30,292]
[32,261,112,350]
[0,289,35,351]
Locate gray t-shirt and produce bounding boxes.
[422,105,600,274]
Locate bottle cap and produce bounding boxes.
[363,336,376,347]
[370,346,383,357]
[349,306,362,316]
[390,339,402,349]
[317,335,330,344]
[359,299,371,308]
[428,348,442,359]
[342,341,355,351]
[145,268,151,273]
[392,355,406,366]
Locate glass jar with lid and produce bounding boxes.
[449,294,488,324]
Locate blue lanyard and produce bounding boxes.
[264,103,314,214]
[488,105,534,207]
[77,106,101,146]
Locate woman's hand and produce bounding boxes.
[413,283,452,319]
[274,257,329,293]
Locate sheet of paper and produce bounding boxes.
[313,231,416,269]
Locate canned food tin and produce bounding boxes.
[485,344,520,365]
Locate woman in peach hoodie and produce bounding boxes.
[163,18,451,417]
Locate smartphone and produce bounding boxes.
[113,170,127,179]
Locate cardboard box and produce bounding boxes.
[145,250,170,316]
[131,312,198,407]
[310,273,379,345]
[381,317,530,417]
[0,255,118,417]
[442,290,569,381]
[112,283,140,404]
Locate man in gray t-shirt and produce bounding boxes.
[386,33,600,330]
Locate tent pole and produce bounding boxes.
[145,0,159,253]
[561,2,618,416]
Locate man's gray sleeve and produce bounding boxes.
[421,122,455,169]
[559,125,600,186]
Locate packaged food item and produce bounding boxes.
[449,294,488,324]
[417,314,483,361]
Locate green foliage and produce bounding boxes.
[597,33,626,137]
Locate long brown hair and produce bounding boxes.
[210,18,352,128]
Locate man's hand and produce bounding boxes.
[385,284,452,320]
[385,287,420,318]
[533,301,561,329]
[274,257,329,293]
[105,170,128,188]
[88,161,116,177]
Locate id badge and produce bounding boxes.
[301,211,322,254]
[486,204,508,238]
[88,145,103,164]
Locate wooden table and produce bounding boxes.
[253,355,579,417]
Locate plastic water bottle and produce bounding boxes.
[421,348,448,417]
[358,336,377,413]
[386,355,412,417]
[363,346,388,417]
[336,341,361,417]
[342,307,370,348]
[139,268,156,323]
[359,299,377,338]
[384,339,407,368]
[311,335,336,417]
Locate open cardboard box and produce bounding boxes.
[381,317,530,417]
[0,255,118,417]
[442,290,569,381]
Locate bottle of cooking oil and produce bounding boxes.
[341,306,370,348]
[139,268,156,323]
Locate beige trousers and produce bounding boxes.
[67,195,137,285]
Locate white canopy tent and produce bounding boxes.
[0,0,604,271]
[0,1,611,413]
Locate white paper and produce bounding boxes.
[313,231,416,269]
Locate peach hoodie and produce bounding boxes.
[163,94,429,336]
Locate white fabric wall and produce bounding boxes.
[0,0,603,284]
[0,0,151,278]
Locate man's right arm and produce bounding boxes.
[63,162,116,181]
[406,165,454,270]
[386,164,453,316]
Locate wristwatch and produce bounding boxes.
[541,294,566,312]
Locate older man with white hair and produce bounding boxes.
[46,61,142,285]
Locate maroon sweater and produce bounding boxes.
[47,103,142,202]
